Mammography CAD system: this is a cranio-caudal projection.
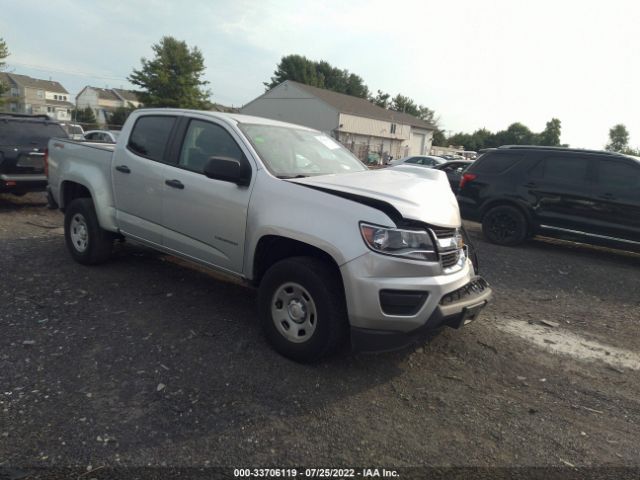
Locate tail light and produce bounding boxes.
[44,148,49,177]
[459,172,477,190]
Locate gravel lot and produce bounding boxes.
[1,193,639,472]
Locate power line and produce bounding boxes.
[7,61,130,82]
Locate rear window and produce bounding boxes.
[0,120,68,145]
[596,160,640,190]
[470,152,522,174]
[530,156,589,185]
[128,116,176,162]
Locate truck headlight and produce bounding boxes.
[360,223,436,261]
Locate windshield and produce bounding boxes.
[239,124,367,178]
[0,120,68,146]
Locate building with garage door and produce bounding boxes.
[241,80,435,163]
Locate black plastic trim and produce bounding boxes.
[379,290,428,316]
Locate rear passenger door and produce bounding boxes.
[590,158,640,243]
[112,115,177,244]
[527,154,595,233]
[160,117,254,274]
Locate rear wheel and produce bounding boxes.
[258,257,348,362]
[482,205,528,246]
[64,198,113,264]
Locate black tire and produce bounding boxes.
[482,205,528,246]
[258,256,348,362]
[64,197,113,265]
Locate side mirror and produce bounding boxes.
[203,157,250,186]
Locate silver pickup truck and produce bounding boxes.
[47,109,491,362]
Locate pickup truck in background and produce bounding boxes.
[0,113,68,195]
[47,109,491,362]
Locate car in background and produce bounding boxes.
[60,123,85,141]
[433,159,474,192]
[0,113,68,195]
[83,130,120,143]
[387,155,446,168]
[457,145,640,251]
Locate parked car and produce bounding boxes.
[0,113,68,195]
[457,145,640,251]
[83,130,120,143]
[47,109,491,362]
[434,160,474,192]
[387,155,446,168]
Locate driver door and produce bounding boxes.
[161,118,254,274]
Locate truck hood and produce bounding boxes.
[289,166,460,227]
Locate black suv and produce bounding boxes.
[0,113,68,195]
[457,145,640,251]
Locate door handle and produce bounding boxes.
[165,179,185,190]
[115,165,131,174]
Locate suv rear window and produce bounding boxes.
[0,120,67,145]
[470,152,522,174]
[128,116,176,162]
[596,160,640,190]
[530,156,589,185]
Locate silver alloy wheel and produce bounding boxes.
[271,282,318,343]
[70,213,89,253]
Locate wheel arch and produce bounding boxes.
[480,198,535,233]
[60,180,118,232]
[252,235,344,289]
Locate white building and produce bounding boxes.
[241,81,436,162]
[76,86,142,127]
[0,72,73,121]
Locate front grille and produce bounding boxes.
[440,277,489,305]
[427,224,463,272]
[430,226,456,238]
[441,250,460,268]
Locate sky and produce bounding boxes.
[1,0,639,149]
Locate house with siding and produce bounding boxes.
[75,86,142,127]
[0,72,73,121]
[241,80,436,162]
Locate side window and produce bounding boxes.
[405,157,419,164]
[178,119,244,173]
[533,156,589,185]
[472,153,522,174]
[128,116,176,162]
[596,160,640,191]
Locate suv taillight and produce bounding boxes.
[44,148,49,177]
[459,173,477,190]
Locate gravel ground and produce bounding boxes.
[1,192,639,472]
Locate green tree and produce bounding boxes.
[444,120,564,151]
[389,94,435,123]
[605,124,630,152]
[265,54,369,98]
[72,107,98,130]
[108,103,136,127]
[129,36,210,109]
[370,89,391,108]
[431,129,447,147]
[0,37,9,100]
[538,118,562,146]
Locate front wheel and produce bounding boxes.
[482,205,528,246]
[258,257,348,362]
[64,198,113,265]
